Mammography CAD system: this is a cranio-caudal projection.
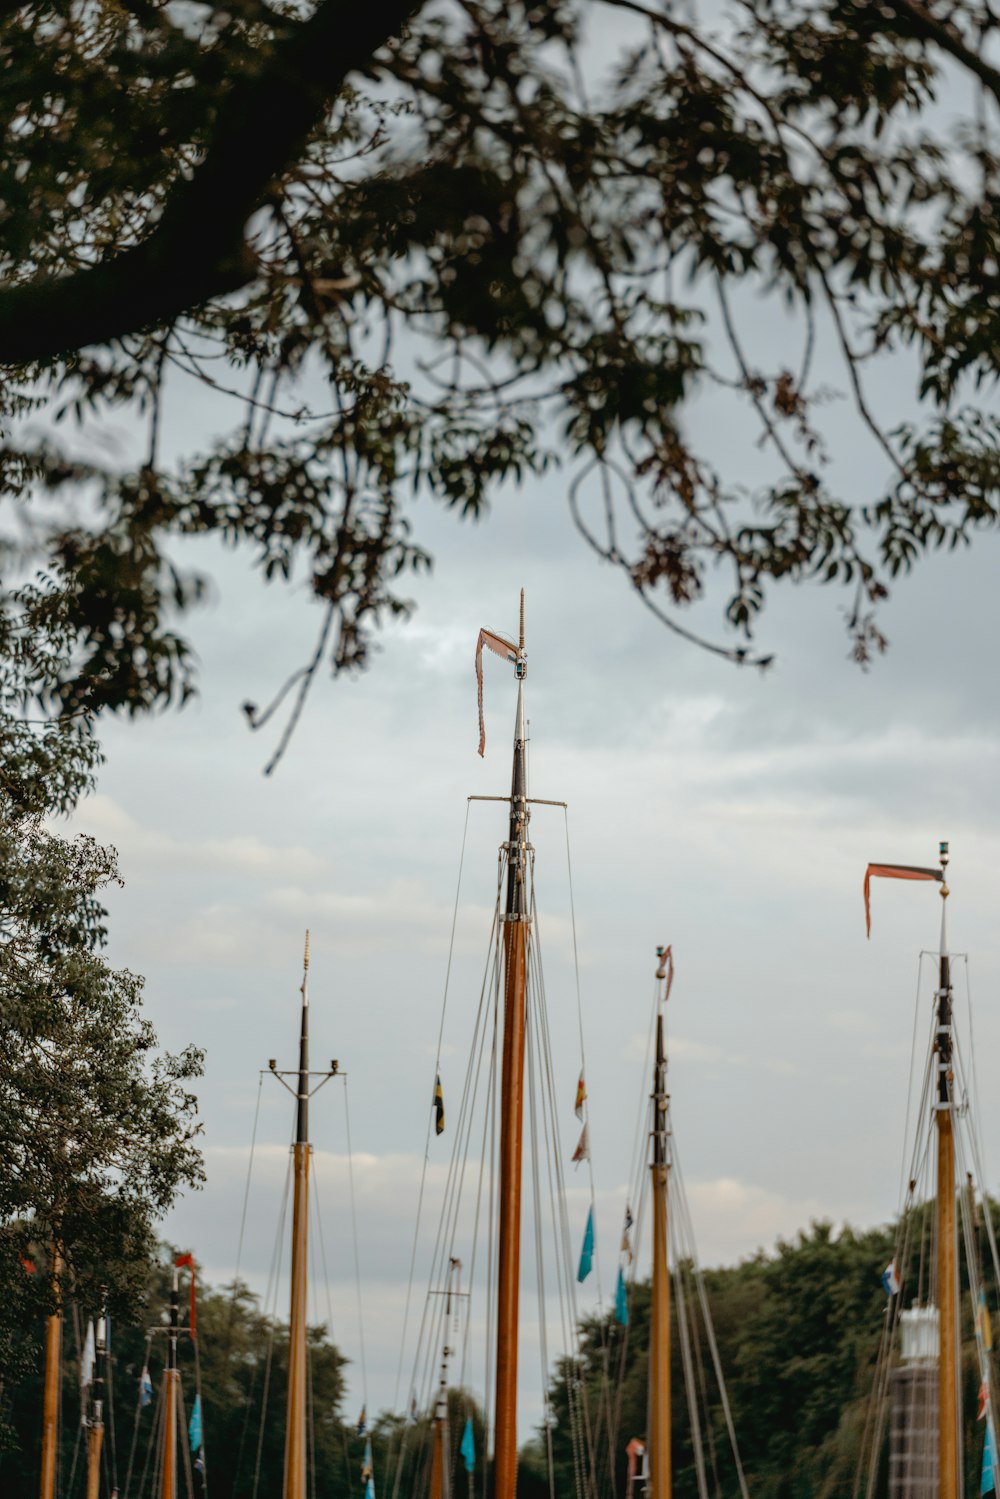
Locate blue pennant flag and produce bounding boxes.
[460,1417,476,1474]
[577,1207,594,1283]
[983,1417,997,1496]
[139,1367,153,1410]
[615,1266,628,1326]
[188,1393,202,1453]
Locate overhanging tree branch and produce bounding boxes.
[0,0,422,366]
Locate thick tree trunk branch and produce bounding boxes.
[887,0,1000,107]
[0,0,422,366]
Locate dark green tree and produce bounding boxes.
[0,587,204,1457]
[4,1,1000,759]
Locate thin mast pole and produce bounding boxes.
[86,1294,108,1499]
[160,1267,179,1499]
[935,843,957,1499]
[648,951,671,1499]
[430,1258,460,1499]
[284,932,311,1499]
[39,1248,62,1499]
[494,591,529,1499]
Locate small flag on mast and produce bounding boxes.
[189,1394,203,1453]
[571,1123,590,1166]
[881,1261,901,1297]
[80,1320,96,1391]
[980,1290,994,1352]
[863,863,943,938]
[979,1379,990,1422]
[139,1367,153,1409]
[621,1205,634,1263]
[474,626,520,757]
[460,1416,476,1473]
[175,1252,197,1337]
[983,1415,997,1495]
[574,1071,587,1120]
[577,1207,594,1282]
[615,1267,628,1326]
[434,1075,445,1136]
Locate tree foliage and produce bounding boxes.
[4,0,1000,756]
[542,1215,999,1499]
[0,592,204,1452]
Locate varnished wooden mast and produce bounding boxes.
[160,1267,180,1499]
[430,1258,460,1499]
[935,844,957,1499]
[494,592,529,1499]
[86,1298,108,1499]
[284,933,311,1499]
[648,952,671,1499]
[39,1248,62,1499]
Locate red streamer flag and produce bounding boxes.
[863,863,942,938]
[175,1253,197,1337]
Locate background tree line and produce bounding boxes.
[5,1213,999,1498]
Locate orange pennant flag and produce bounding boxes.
[474,627,519,757]
[863,863,942,938]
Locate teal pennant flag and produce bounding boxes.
[460,1417,476,1473]
[615,1266,628,1326]
[577,1207,594,1283]
[983,1417,997,1496]
[188,1393,202,1454]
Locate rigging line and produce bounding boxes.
[672,1142,750,1499]
[391,869,504,1499]
[234,1071,265,1290]
[342,1078,370,1404]
[531,931,592,1499]
[856,1172,922,1499]
[562,808,588,1089]
[563,806,616,1499]
[123,1331,154,1499]
[137,1361,165,1499]
[387,876,502,1499]
[532,972,586,1499]
[898,952,930,1218]
[526,982,558,1499]
[670,1208,710,1499]
[391,799,472,1415]
[457,946,502,1412]
[529,889,597,1499]
[963,957,988,1180]
[246,1145,293,1499]
[177,1374,195,1499]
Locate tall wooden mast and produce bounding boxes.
[648,948,671,1499]
[935,842,957,1499]
[430,1258,460,1499]
[284,932,312,1499]
[493,590,529,1499]
[38,1249,62,1499]
[160,1265,180,1499]
[85,1295,108,1499]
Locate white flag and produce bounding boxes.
[80,1320,96,1390]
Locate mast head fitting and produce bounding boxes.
[939,840,949,867]
[269,1058,277,1070]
